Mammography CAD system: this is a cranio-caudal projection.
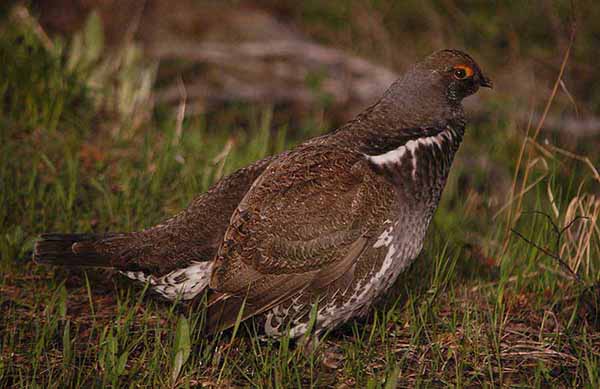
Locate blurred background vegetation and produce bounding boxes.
[1,0,599,387]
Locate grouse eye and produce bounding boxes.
[454,68,467,79]
[452,65,474,80]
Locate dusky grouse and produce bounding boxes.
[34,49,492,338]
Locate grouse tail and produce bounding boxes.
[33,233,120,267]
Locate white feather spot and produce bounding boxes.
[373,226,394,248]
[366,144,407,165]
[288,322,308,338]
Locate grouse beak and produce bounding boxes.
[480,75,493,89]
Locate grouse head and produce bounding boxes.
[370,49,491,129]
[417,49,493,102]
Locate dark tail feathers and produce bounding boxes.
[33,233,118,267]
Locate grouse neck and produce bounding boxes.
[332,103,465,157]
[332,72,466,154]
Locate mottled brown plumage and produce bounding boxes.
[34,49,491,338]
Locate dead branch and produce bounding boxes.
[511,210,586,283]
[150,39,397,118]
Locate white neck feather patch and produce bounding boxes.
[365,127,454,179]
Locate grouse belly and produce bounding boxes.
[261,211,431,338]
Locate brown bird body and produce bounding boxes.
[34,49,491,338]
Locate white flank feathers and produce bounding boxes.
[121,260,214,300]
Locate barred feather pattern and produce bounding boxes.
[121,261,214,300]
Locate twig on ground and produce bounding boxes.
[510,210,586,283]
